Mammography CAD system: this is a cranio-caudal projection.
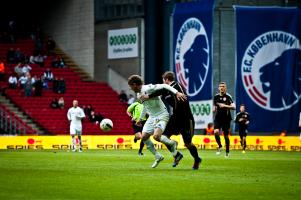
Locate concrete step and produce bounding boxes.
[54,47,93,81]
[0,94,46,135]
[0,99,10,103]
[6,107,19,112]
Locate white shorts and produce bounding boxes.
[70,125,82,135]
[142,112,169,134]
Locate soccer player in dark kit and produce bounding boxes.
[213,82,236,158]
[235,104,250,153]
[140,71,202,170]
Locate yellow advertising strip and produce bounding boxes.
[192,135,301,152]
[0,135,301,151]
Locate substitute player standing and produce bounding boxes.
[128,75,186,168]
[140,71,202,170]
[67,100,86,152]
[235,104,250,153]
[213,82,236,157]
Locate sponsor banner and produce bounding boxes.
[173,0,214,129]
[192,135,301,151]
[235,6,301,132]
[1,136,300,151]
[0,136,135,150]
[190,100,213,129]
[108,27,138,59]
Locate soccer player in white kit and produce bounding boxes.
[128,75,186,168]
[67,100,86,152]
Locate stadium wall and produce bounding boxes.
[1,135,300,151]
[94,18,144,95]
[41,0,95,78]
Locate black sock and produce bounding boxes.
[165,144,172,152]
[78,136,82,149]
[139,140,144,153]
[187,144,200,161]
[224,134,230,153]
[243,139,247,150]
[240,136,243,147]
[215,134,222,148]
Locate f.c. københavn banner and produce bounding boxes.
[235,6,301,132]
[173,1,214,129]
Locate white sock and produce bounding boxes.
[144,138,158,156]
[72,137,76,149]
[160,135,173,145]
[160,135,177,156]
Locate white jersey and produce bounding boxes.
[138,84,178,119]
[67,106,85,131]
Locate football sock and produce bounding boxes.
[224,134,230,153]
[240,136,243,147]
[214,134,222,148]
[187,144,200,161]
[165,144,172,152]
[160,135,177,156]
[139,140,144,153]
[71,136,76,149]
[144,138,157,156]
[243,139,247,150]
[78,136,82,149]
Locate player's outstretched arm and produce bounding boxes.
[151,84,187,101]
[139,89,165,101]
[148,89,165,98]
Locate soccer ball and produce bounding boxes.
[100,118,113,132]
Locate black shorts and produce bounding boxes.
[163,115,194,144]
[132,121,145,134]
[214,120,231,132]
[239,128,247,137]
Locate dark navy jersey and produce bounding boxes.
[148,81,194,120]
[235,111,250,129]
[213,93,233,121]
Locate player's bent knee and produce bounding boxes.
[141,132,150,141]
[153,134,161,142]
[185,143,193,148]
[135,132,142,139]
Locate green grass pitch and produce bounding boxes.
[0,149,300,200]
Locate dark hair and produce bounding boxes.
[162,71,175,81]
[128,75,143,85]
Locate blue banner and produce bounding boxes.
[173,0,214,101]
[235,6,301,133]
[173,1,214,129]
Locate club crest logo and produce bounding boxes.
[175,17,210,97]
[241,30,301,111]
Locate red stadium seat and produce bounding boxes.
[0,39,132,135]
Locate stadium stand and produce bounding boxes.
[0,103,37,135]
[0,39,132,135]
